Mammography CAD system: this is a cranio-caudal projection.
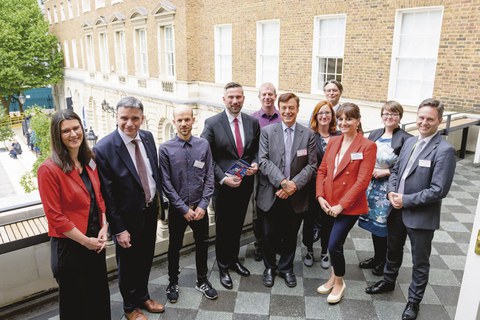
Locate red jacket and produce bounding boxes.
[38,158,107,237]
[316,133,376,215]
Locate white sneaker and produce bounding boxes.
[320,253,330,269]
[304,252,314,267]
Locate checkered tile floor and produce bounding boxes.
[7,155,479,320]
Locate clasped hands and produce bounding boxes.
[276,179,297,199]
[317,197,343,217]
[183,207,206,221]
[388,192,403,209]
[84,225,108,253]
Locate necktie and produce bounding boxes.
[233,117,243,158]
[131,140,151,203]
[284,127,293,179]
[398,140,426,194]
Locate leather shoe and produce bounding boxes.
[365,280,395,294]
[219,268,233,289]
[279,272,297,287]
[402,302,420,320]
[262,268,275,287]
[125,308,147,320]
[230,262,250,276]
[372,262,385,276]
[359,257,376,269]
[142,299,165,313]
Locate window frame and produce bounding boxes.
[214,24,232,84]
[256,20,280,88]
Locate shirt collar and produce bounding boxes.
[175,134,193,146]
[118,128,140,145]
[281,122,296,132]
[418,132,437,145]
[225,110,242,124]
[259,108,280,119]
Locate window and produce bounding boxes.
[164,26,175,78]
[98,33,109,73]
[53,5,58,23]
[82,0,90,13]
[47,9,52,24]
[67,0,74,19]
[256,20,280,88]
[388,7,443,106]
[96,0,105,9]
[115,30,127,74]
[63,41,70,67]
[134,28,148,75]
[60,2,66,21]
[71,39,78,68]
[85,34,95,71]
[311,15,346,93]
[214,24,232,84]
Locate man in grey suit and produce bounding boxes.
[366,98,456,320]
[257,92,317,288]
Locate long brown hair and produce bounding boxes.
[336,103,363,133]
[309,100,336,133]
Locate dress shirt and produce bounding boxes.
[281,122,296,145]
[117,128,156,201]
[159,135,214,215]
[225,111,245,149]
[251,108,281,128]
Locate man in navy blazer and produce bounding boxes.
[366,99,456,320]
[257,93,317,287]
[94,97,164,320]
[201,82,260,290]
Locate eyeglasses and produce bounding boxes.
[381,113,400,118]
[317,111,332,116]
[61,126,83,136]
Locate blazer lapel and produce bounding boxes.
[140,131,158,182]
[220,112,238,156]
[334,133,363,178]
[67,169,89,195]
[114,131,142,187]
[406,133,440,177]
[290,124,304,163]
[274,124,286,163]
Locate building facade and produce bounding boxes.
[43,0,480,141]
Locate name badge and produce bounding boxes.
[418,159,431,168]
[88,159,97,170]
[351,152,363,160]
[193,160,205,169]
[297,149,307,157]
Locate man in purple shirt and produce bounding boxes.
[251,83,282,261]
[159,105,217,303]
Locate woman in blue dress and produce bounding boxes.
[358,101,412,275]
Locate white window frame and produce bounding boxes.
[85,33,95,71]
[82,0,91,13]
[71,39,79,68]
[47,8,52,24]
[214,24,232,84]
[95,0,105,9]
[67,0,74,19]
[311,14,346,94]
[387,7,444,106]
[63,41,70,67]
[60,2,66,21]
[53,5,59,23]
[157,24,176,79]
[98,32,109,73]
[134,28,148,76]
[114,30,127,74]
[256,20,280,88]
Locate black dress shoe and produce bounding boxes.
[359,257,376,269]
[402,302,419,320]
[262,268,275,287]
[365,280,395,294]
[230,262,250,277]
[219,268,233,289]
[372,262,385,276]
[279,272,297,287]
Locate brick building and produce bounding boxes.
[43,0,480,142]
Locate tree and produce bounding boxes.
[0,108,15,150]
[0,0,63,114]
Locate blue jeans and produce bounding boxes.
[328,214,359,277]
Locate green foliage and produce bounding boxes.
[0,108,14,149]
[0,0,64,113]
[20,106,51,192]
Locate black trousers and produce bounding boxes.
[214,178,253,269]
[168,208,209,283]
[261,198,302,274]
[116,204,158,312]
[384,208,435,303]
[51,237,111,320]
[303,197,334,254]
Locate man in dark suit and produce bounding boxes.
[257,92,317,288]
[366,99,456,320]
[94,97,164,320]
[201,82,260,289]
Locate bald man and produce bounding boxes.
[159,106,217,303]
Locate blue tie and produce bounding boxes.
[284,128,293,179]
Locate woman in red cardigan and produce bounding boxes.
[315,103,376,304]
[38,110,110,319]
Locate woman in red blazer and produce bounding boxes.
[38,110,111,319]
[315,103,376,304]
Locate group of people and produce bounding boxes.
[37,80,456,320]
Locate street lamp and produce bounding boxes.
[86,127,98,147]
[101,99,115,116]
[18,93,26,106]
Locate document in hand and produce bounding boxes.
[225,159,251,178]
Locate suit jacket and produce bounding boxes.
[387,133,456,230]
[201,111,260,184]
[316,133,376,215]
[257,122,317,213]
[94,129,162,235]
[38,158,107,237]
[368,127,412,155]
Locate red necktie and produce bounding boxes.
[131,140,151,203]
[233,117,243,158]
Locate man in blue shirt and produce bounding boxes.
[159,105,217,303]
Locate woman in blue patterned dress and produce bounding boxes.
[358,101,412,275]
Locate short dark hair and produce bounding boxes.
[50,109,93,173]
[116,96,144,112]
[323,79,344,94]
[381,100,404,119]
[277,93,300,108]
[224,82,243,93]
[418,98,444,120]
[336,102,363,133]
